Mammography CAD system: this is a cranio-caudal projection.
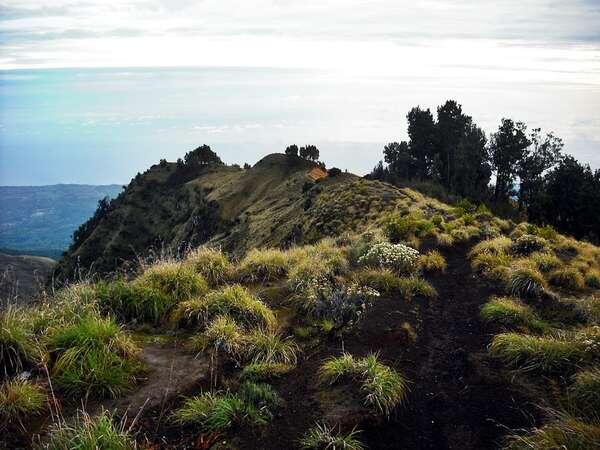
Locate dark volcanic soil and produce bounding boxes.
[234,243,538,450]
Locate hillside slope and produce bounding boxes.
[0,252,55,305]
[55,154,402,280]
[4,153,599,450]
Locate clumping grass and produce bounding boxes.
[190,315,245,357]
[300,423,365,450]
[288,259,330,293]
[508,266,548,299]
[319,353,408,416]
[480,297,548,333]
[585,270,600,289]
[48,315,140,398]
[184,247,233,286]
[237,248,291,282]
[0,379,47,423]
[489,329,596,373]
[396,276,437,300]
[528,252,562,273]
[95,279,172,325]
[418,250,447,273]
[470,236,513,258]
[575,296,600,324]
[43,410,135,450]
[245,330,299,365]
[511,234,548,256]
[173,284,275,330]
[435,233,454,247]
[173,383,281,432]
[568,368,600,418]
[172,391,245,431]
[240,362,293,381]
[1,306,40,376]
[548,268,586,291]
[471,252,513,281]
[136,261,209,302]
[505,410,600,450]
[353,268,402,295]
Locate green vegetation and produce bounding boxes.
[505,411,600,450]
[480,297,548,332]
[173,284,275,330]
[191,315,245,357]
[44,410,135,450]
[489,328,599,373]
[136,261,209,302]
[0,379,47,423]
[240,362,293,381]
[320,353,408,416]
[300,423,365,450]
[1,306,39,376]
[508,266,547,299]
[418,250,447,272]
[245,330,299,365]
[173,382,281,432]
[548,268,586,291]
[568,368,600,418]
[184,247,233,286]
[237,248,290,282]
[358,241,420,274]
[48,316,140,397]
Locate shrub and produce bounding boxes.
[480,297,548,333]
[529,252,562,273]
[237,248,290,282]
[0,379,47,423]
[549,268,585,291]
[508,267,547,298]
[505,411,600,450]
[431,214,443,227]
[568,368,600,418]
[535,225,559,242]
[48,316,140,398]
[136,261,209,302]
[320,353,408,416]
[300,423,365,450]
[358,242,420,274]
[184,247,233,286]
[240,362,293,381]
[245,330,299,365]
[489,328,599,372]
[511,234,548,256]
[347,231,385,265]
[1,306,39,377]
[44,410,135,450]
[173,285,275,330]
[288,259,330,293]
[418,250,447,273]
[327,167,342,177]
[305,283,380,329]
[95,279,171,325]
[585,270,600,289]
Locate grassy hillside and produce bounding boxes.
[0,253,55,304]
[2,153,599,449]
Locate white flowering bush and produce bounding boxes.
[358,242,420,274]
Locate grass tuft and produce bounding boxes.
[245,330,299,365]
[418,250,447,273]
[508,266,547,299]
[300,423,365,450]
[136,261,209,303]
[1,306,40,377]
[568,368,600,418]
[0,379,47,423]
[237,248,290,282]
[44,410,135,450]
[184,247,233,286]
[320,353,408,416]
[549,268,586,291]
[480,297,548,333]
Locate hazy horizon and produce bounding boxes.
[1,1,599,185]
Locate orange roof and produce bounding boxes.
[306,167,328,182]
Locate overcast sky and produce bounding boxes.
[0,1,599,184]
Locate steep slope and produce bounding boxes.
[0,252,56,304]
[55,154,403,281]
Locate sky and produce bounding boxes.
[0,0,599,185]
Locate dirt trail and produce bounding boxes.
[359,244,536,449]
[96,342,210,419]
[238,243,536,450]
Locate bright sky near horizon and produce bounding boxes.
[0,1,599,185]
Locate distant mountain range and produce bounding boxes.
[0,184,123,259]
